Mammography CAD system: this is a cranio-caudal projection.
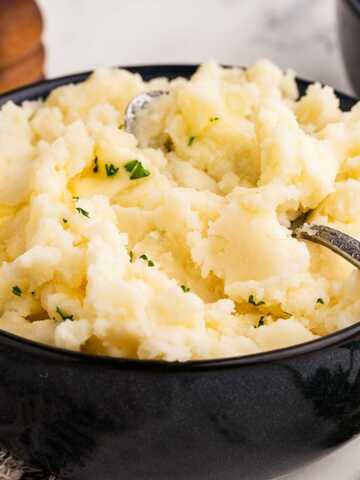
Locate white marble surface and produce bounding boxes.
[36,1,359,479]
[38,0,353,95]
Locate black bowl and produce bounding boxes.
[0,66,360,480]
[337,0,360,96]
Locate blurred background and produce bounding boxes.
[0,0,354,95]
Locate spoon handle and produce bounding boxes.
[294,224,360,270]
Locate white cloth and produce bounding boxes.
[0,451,55,480]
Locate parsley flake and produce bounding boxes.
[316,298,325,304]
[124,160,150,180]
[248,294,265,306]
[210,116,219,123]
[255,316,265,328]
[118,123,124,130]
[93,157,99,173]
[129,251,134,263]
[12,286,22,297]
[56,306,74,322]
[76,207,90,218]
[62,218,68,224]
[105,163,119,177]
[73,196,79,201]
[181,285,190,293]
[188,136,195,147]
[140,254,154,267]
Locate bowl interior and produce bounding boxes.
[0,64,358,369]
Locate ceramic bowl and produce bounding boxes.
[0,65,359,480]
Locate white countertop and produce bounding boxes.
[37,0,359,478]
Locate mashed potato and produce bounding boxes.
[0,60,359,361]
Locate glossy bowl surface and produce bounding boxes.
[337,0,360,96]
[0,65,360,480]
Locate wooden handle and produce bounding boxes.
[0,0,43,69]
[0,43,45,94]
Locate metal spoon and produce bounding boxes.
[124,90,168,135]
[291,215,360,270]
[125,93,360,270]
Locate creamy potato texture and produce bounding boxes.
[1,60,360,361]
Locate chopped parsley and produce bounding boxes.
[255,316,265,328]
[62,218,68,224]
[73,196,79,201]
[124,160,150,180]
[12,286,22,297]
[76,207,90,218]
[140,254,154,267]
[316,298,325,305]
[248,294,265,306]
[56,306,74,322]
[93,157,99,173]
[118,123,124,130]
[209,116,219,123]
[188,136,196,147]
[181,285,190,293]
[129,250,134,263]
[105,163,119,177]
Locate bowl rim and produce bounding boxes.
[0,63,359,371]
[347,0,360,18]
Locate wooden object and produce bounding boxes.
[0,0,45,93]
